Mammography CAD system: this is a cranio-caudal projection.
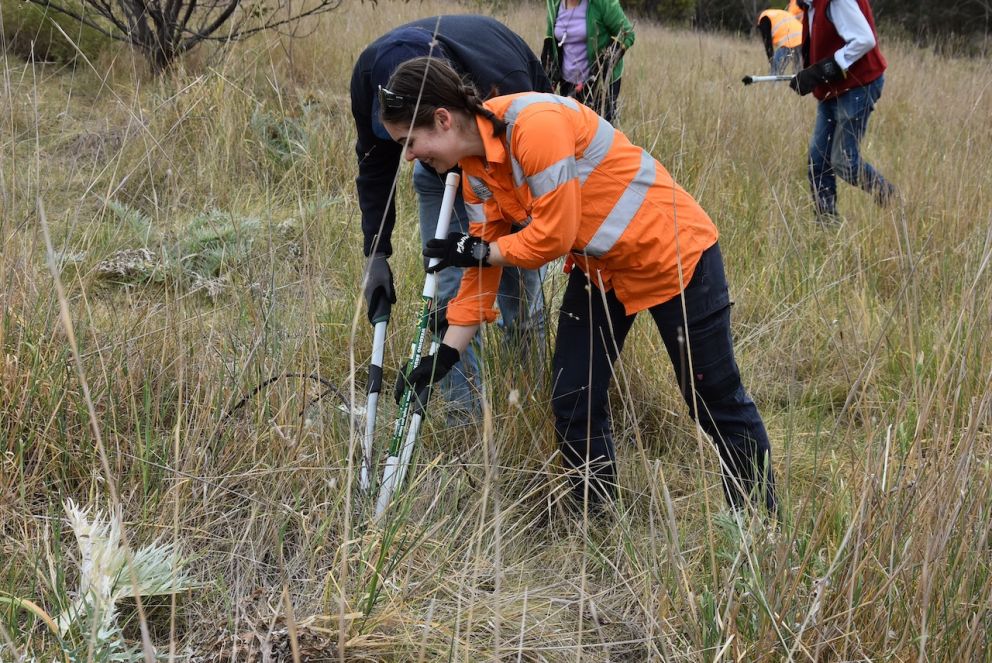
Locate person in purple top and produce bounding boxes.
[541,0,635,123]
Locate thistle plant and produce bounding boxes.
[55,500,195,662]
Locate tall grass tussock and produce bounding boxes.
[1,1,991,660]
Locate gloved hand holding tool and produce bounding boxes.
[424,232,491,272]
[789,57,845,96]
[363,253,395,322]
[360,252,395,493]
[393,343,460,409]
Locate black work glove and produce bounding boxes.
[789,57,845,96]
[394,343,460,407]
[424,232,491,273]
[363,253,395,324]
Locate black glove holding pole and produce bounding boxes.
[394,343,461,407]
[363,253,395,323]
[789,57,845,96]
[424,232,491,273]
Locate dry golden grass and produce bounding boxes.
[2,1,991,660]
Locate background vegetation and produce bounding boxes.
[629,0,991,54]
[2,0,991,660]
[0,0,111,63]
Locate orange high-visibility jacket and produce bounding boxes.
[759,9,803,50]
[446,93,719,327]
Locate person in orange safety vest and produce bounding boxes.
[380,56,777,515]
[757,8,803,74]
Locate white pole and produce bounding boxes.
[375,171,461,517]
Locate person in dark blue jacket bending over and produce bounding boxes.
[351,15,551,418]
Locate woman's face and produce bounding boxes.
[383,108,464,173]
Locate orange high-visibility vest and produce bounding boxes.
[759,9,802,50]
[786,0,802,19]
[446,93,718,326]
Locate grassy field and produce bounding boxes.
[2,0,991,660]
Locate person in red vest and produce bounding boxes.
[380,57,778,516]
[789,0,897,224]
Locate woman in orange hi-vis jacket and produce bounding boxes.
[381,56,776,515]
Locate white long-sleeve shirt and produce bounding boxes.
[805,0,877,70]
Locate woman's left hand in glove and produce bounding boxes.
[394,343,461,406]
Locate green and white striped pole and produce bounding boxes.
[375,171,461,516]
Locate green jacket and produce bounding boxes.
[542,0,635,85]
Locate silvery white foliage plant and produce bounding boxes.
[56,500,194,662]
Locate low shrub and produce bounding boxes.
[1,0,111,64]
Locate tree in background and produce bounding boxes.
[871,0,990,51]
[688,0,991,52]
[692,0,752,33]
[622,0,696,22]
[22,0,345,71]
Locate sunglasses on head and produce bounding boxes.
[378,85,410,111]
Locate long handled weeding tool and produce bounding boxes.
[741,74,794,85]
[360,294,390,493]
[374,171,461,516]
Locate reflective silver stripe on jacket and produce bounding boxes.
[465,202,486,223]
[577,117,615,185]
[503,94,580,188]
[583,150,656,257]
[465,175,491,223]
[524,116,616,198]
[526,156,578,199]
[506,97,614,197]
[488,93,642,255]
[771,15,801,46]
[780,30,801,44]
[771,15,791,33]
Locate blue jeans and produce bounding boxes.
[413,162,547,416]
[808,76,892,216]
[550,244,776,512]
[771,46,800,75]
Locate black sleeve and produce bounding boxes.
[758,18,774,60]
[800,11,810,67]
[355,138,402,257]
[351,61,402,257]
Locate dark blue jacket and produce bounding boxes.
[350,15,551,257]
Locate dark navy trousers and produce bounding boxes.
[550,243,777,512]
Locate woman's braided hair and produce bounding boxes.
[381,56,507,135]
